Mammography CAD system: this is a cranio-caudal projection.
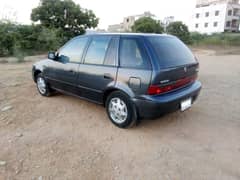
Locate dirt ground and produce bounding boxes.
[0,49,240,180]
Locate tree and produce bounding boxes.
[0,22,17,56]
[0,21,63,57]
[132,17,164,34]
[166,21,192,44]
[31,0,99,39]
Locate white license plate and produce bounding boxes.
[181,98,192,111]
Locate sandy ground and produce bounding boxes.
[0,50,240,180]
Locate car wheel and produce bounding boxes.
[36,73,52,97]
[106,91,137,128]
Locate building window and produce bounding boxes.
[195,24,199,28]
[215,10,219,16]
[232,19,238,28]
[226,21,231,27]
[205,12,209,17]
[214,22,218,27]
[228,10,232,16]
[204,23,208,27]
[126,18,129,23]
[233,9,239,16]
[196,13,200,18]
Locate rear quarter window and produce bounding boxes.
[119,37,151,69]
[146,36,196,69]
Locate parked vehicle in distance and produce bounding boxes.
[32,33,201,128]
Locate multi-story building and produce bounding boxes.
[163,16,175,31]
[190,0,240,34]
[108,11,155,32]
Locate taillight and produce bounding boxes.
[147,75,197,95]
[147,85,163,95]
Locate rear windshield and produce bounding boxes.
[146,36,196,68]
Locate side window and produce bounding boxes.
[103,37,118,66]
[58,37,88,63]
[84,36,111,65]
[120,37,150,69]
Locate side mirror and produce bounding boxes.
[48,51,57,60]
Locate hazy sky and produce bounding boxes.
[0,0,197,29]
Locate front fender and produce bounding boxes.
[32,59,51,82]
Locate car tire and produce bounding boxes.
[36,73,53,97]
[106,91,137,128]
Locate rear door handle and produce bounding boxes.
[104,73,112,79]
[69,69,74,73]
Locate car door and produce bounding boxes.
[45,37,89,93]
[76,35,118,103]
[116,36,152,96]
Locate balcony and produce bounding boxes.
[225,19,240,31]
[233,9,240,17]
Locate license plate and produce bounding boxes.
[181,98,192,111]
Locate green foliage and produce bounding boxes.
[191,33,240,46]
[0,0,99,59]
[166,21,192,44]
[0,22,63,58]
[31,0,99,38]
[13,43,25,62]
[190,32,207,45]
[0,22,18,56]
[36,27,62,51]
[132,17,164,34]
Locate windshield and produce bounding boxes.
[147,36,196,69]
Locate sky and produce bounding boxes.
[0,0,197,29]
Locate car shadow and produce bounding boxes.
[50,91,193,130]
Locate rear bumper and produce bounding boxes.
[132,81,202,119]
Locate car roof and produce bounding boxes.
[78,33,174,38]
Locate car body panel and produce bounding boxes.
[45,61,80,93]
[76,64,118,102]
[32,33,202,118]
[116,68,152,97]
[133,81,202,118]
[74,35,119,102]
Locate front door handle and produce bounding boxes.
[104,73,112,79]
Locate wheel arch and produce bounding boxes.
[104,87,139,128]
[33,69,42,83]
[103,87,133,107]
[103,88,119,107]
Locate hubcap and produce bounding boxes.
[37,77,46,94]
[108,97,128,124]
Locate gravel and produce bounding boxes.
[0,51,239,180]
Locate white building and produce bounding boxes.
[163,16,175,31]
[108,11,155,32]
[191,0,240,34]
